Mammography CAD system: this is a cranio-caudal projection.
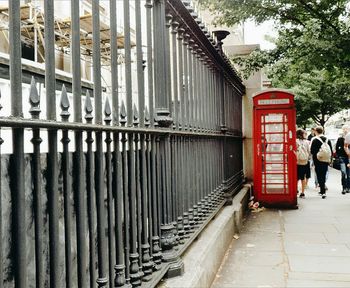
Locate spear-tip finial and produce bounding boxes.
[133,104,139,126]
[29,76,41,118]
[60,84,70,121]
[85,90,94,123]
[120,100,127,126]
[104,97,112,124]
[145,106,150,127]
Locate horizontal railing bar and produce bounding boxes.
[0,117,243,139]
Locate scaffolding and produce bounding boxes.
[0,3,132,64]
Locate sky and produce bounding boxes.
[243,20,277,50]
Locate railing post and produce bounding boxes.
[92,1,108,286]
[71,0,87,286]
[9,2,26,285]
[188,39,195,131]
[145,0,155,127]
[153,0,172,127]
[145,1,163,274]
[109,0,128,286]
[177,26,185,130]
[120,103,132,287]
[213,30,235,205]
[29,78,43,288]
[60,86,73,288]
[84,93,98,288]
[171,20,179,129]
[182,33,189,130]
[43,0,62,286]
[130,106,142,287]
[153,0,184,278]
[165,13,173,119]
[104,99,116,288]
[213,30,230,132]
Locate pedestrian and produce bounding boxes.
[307,127,316,141]
[335,126,350,194]
[310,126,333,199]
[303,130,311,189]
[307,127,318,187]
[296,128,310,198]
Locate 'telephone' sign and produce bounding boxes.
[258,99,290,105]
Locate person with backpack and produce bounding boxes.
[296,128,310,198]
[335,125,350,194]
[303,130,312,189]
[310,126,333,199]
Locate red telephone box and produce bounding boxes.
[253,89,297,208]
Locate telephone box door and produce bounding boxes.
[254,108,297,207]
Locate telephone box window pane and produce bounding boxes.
[264,185,289,194]
[266,154,284,162]
[265,123,283,132]
[263,174,285,182]
[266,144,283,153]
[265,164,284,172]
[264,114,284,122]
[267,134,284,143]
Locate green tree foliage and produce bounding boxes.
[199,0,350,127]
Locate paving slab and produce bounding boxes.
[323,232,350,244]
[283,232,329,244]
[232,232,284,252]
[288,254,350,274]
[213,266,286,288]
[284,223,338,233]
[282,215,340,225]
[284,242,350,257]
[288,271,350,282]
[334,224,350,233]
[287,279,350,287]
[223,250,284,267]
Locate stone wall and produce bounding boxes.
[1,153,92,287]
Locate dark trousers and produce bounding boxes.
[315,161,329,194]
[339,157,350,189]
[305,161,311,179]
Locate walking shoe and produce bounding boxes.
[346,188,350,193]
[342,190,346,195]
[319,192,326,198]
[299,193,305,198]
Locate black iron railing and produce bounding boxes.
[0,0,245,287]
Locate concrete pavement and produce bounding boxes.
[211,167,350,288]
